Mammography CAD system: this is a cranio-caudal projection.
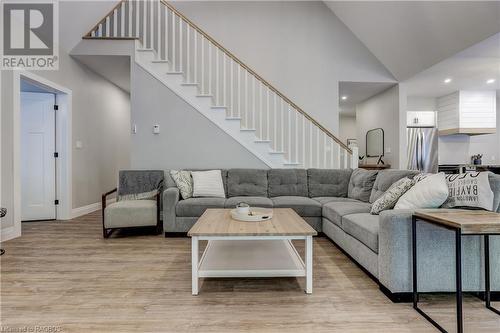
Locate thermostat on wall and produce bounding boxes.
[153,125,160,134]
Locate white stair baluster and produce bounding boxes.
[142,1,146,45]
[186,25,190,82]
[193,30,197,84]
[229,59,233,116]
[222,54,226,106]
[120,2,125,37]
[150,0,154,49]
[128,0,132,37]
[172,11,176,70]
[135,0,140,39]
[156,0,161,55]
[302,115,306,167]
[309,122,313,167]
[208,43,212,96]
[215,48,219,104]
[179,16,183,72]
[113,9,117,37]
[201,38,205,93]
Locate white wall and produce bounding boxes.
[407,92,500,165]
[356,86,400,167]
[172,1,395,135]
[130,64,267,169]
[1,1,131,235]
[339,115,357,146]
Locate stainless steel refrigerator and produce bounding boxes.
[407,127,438,173]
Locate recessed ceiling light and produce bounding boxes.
[444,78,452,84]
[486,79,496,84]
[341,96,348,100]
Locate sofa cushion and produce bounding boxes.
[271,196,322,217]
[268,169,308,197]
[307,169,352,198]
[227,169,268,197]
[176,197,226,217]
[369,170,418,203]
[104,200,157,228]
[312,197,360,205]
[342,213,380,253]
[322,201,372,227]
[225,196,273,208]
[348,169,378,202]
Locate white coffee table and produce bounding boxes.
[188,208,317,295]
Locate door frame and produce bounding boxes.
[10,71,72,239]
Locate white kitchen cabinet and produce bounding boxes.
[437,90,496,135]
[407,111,436,127]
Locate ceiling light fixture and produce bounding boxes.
[444,78,452,84]
[341,96,348,100]
[486,79,496,84]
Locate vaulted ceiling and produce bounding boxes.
[325,1,500,81]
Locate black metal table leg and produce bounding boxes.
[485,235,500,315]
[455,229,463,333]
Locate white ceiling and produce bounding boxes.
[325,1,500,81]
[405,33,500,98]
[339,81,396,116]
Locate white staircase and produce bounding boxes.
[84,0,358,169]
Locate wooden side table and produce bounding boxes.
[412,209,500,333]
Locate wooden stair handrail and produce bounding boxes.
[83,0,352,154]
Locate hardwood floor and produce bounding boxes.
[1,211,499,332]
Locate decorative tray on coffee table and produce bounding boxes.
[230,208,273,222]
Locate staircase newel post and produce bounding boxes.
[351,146,359,169]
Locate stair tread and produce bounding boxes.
[270,151,285,154]
[137,48,154,52]
[181,82,198,86]
[167,71,183,74]
[152,59,169,63]
[211,105,227,108]
[197,94,213,97]
[255,140,271,143]
[240,128,256,131]
[226,117,241,120]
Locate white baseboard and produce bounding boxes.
[71,198,116,219]
[1,225,21,242]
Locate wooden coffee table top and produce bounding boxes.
[414,209,500,234]
[188,208,317,237]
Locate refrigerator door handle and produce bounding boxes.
[420,131,425,171]
[416,132,421,171]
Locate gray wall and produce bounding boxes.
[1,0,131,234]
[172,1,395,135]
[130,64,267,170]
[356,86,400,167]
[339,115,357,146]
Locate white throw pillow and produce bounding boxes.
[395,172,449,210]
[191,170,226,198]
[441,172,494,211]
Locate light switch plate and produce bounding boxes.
[75,140,83,149]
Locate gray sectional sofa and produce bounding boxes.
[162,168,500,301]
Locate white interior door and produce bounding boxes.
[21,92,56,221]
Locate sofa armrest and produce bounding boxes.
[163,187,180,233]
[378,209,500,294]
[378,209,415,293]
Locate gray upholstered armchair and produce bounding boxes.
[102,170,164,238]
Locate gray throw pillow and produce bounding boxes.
[170,170,193,200]
[348,169,378,202]
[371,177,415,214]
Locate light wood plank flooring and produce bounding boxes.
[1,211,499,332]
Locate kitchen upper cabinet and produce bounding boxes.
[437,90,496,136]
[407,111,436,127]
